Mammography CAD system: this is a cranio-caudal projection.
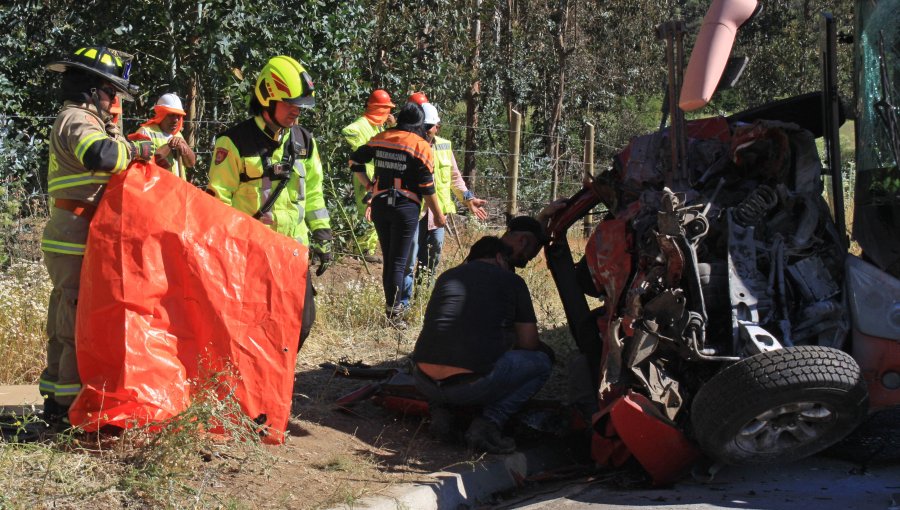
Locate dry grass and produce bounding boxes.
[0,118,870,507]
[0,212,590,509]
[0,381,273,509]
[0,260,51,383]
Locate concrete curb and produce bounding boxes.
[0,385,42,415]
[329,442,574,510]
[1,385,574,508]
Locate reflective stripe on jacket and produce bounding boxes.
[208,116,330,246]
[42,101,132,255]
[432,135,456,215]
[349,129,436,204]
[135,124,188,179]
[341,116,381,180]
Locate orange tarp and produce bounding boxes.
[68,162,307,443]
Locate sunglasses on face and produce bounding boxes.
[99,85,118,98]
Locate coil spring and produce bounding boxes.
[734,184,778,226]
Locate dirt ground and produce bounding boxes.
[207,361,469,509]
[200,251,586,509]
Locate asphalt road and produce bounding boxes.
[490,457,900,510]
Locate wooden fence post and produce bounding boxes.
[508,108,522,219]
[582,122,595,238]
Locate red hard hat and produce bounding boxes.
[408,91,429,105]
[367,89,395,108]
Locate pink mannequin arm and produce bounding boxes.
[679,0,759,112]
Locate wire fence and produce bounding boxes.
[1,110,609,263]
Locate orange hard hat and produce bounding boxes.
[367,89,395,108]
[408,91,429,105]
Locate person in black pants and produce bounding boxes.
[349,102,446,327]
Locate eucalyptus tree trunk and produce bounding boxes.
[463,0,483,186]
[548,0,570,200]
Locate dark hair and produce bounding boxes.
[506,216,549,245]
[465,236,512,262]
[393,102,426,138]
[58,69,102,103]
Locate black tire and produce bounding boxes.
[690,345,869,465]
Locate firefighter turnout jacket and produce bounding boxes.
[42,101,135,256]
[208,116,330,245]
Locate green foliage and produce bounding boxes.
[0,0,857,234]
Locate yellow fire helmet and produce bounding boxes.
[255,56,315,109]
[47,46,138,101]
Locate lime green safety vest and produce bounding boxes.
[342,116,382,181]
[432,135,456,215]
[136,124,188,179]
[208,116,330,246]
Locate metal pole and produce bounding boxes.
[821,12,847,249]
[675,21,688,184]
[582,122,595,238]
[659,22,680,187]
[508,108,522,218]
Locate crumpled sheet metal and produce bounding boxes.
[69,163,307,444]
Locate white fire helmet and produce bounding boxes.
[155,93,186,115]
[422,102,440,125]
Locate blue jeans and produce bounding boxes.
[414,350,552,427]
[400,217,446,305]
[418,224,445,275]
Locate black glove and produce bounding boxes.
[362,191,373,205]
[310,228,334,276]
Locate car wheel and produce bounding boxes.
[690,345,868,465]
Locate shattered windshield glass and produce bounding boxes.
[853,0,900,276]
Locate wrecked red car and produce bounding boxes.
[544,0,900,483]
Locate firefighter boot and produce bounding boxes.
[41,398,71,434]
[465,417,516,454]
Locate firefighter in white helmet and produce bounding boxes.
[400,101,487,305]
[133,93,196,179]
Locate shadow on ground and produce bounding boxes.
[289,358,480,477]
[288,341,592,481]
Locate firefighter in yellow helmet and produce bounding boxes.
[132,93,196,179]
[341,89,396,263]
[41,46,154,429]
[208,56,331,348]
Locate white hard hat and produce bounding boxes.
[422,102,440,125]
[155,93,186,115]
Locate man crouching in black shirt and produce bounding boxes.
[411,235,552,454]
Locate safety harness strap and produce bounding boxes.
[252,126,312,219]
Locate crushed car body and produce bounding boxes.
[545,0,900,484]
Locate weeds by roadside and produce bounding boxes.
[0,205,591,508]
[0,259,50,383]
[0,377,274,509]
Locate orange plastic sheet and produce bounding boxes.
[68,162,307,444]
